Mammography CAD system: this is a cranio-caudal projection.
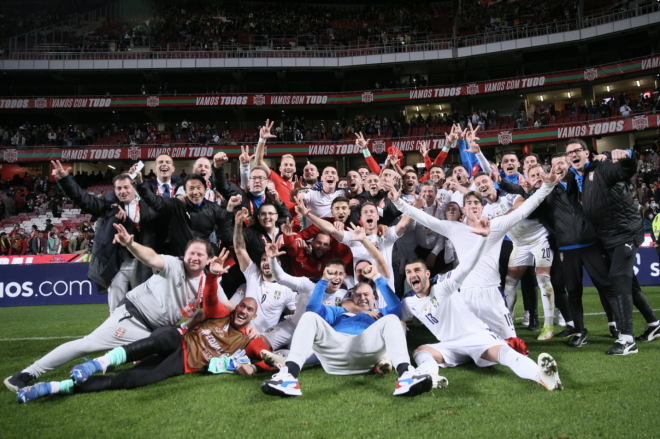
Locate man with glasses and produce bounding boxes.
[212,152,292,227]
[564,138,660,355]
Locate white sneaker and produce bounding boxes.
[522,310,530,326]
[261,366,302,397]
[430,374,449,389]
[393,366,432,396]
[537,353,563,391]
[260,350,286,369]
[555,309,566,327]
[373,355,393,375]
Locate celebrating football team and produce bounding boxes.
[6,119,658,403]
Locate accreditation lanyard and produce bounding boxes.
[156,185,175,197]
[180,273,206,319]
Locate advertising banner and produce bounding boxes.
[0,56,658,111]
[0,262,105,307]
[0,254,89,265]
[2,114,659,163]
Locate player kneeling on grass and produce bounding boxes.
[17,251,275,404]
[403,215,563,391]
[261,264,432,397]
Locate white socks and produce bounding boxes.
[536,274,555,325]
[497,345,539,382]
[413,350,439,375]
[503,276,518,314]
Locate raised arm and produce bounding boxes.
[347,224,391,280]
[254,120,276,176]
[135,173,174,215]
[233,208,252,271]
[356,132,382,175]
[51,161,107,216]
[361,265,401,317]
[212,152,240,199]
[497,168,558,229]
[203,250,232,319]
[112,223,164,271]
[295,196,345,241]
[266,242,311,292]
[387,182,457,237]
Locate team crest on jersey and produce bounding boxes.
[335,297,342,306]
[253,95,266,106]
[498,131,513,146]
[584,68,598,81]
[632,116,648,131]
[424,306,430,314]
[147,96,160,107]
[467,83,479,95]
[35,98,48,109]
[265,327,274,333]
[115,327,126,338]
[274,290,281,300]
[362,92,374,103]
[431,297,439,308]
[3,149,17,163]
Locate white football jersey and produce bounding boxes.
[483,194,549,247]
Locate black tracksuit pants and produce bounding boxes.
[76,326,185,393]
[601,241,657,336]
[560,244,614,332]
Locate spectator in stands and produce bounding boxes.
[29,230,47,255]
[70,227,91,254]
[0,232,10,255]
[9,233,27,255]
[60,231,70,254]
[44,219,53,233]
[46,230,61,255]
[620,102,632,118]
[3,195,15,219]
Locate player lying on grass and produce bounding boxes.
[402,215,563,391]
[17,251,275,403]
[261,264,434,398]
[5,225,230,394]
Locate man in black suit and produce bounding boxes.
[51,160,160,313]
[144,154,183,197]
[28,230,47,255]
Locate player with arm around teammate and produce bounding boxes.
[403,216,563,391]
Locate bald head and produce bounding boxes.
[193,157,212,181]
[233,297,258,328]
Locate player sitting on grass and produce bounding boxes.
[17,250,274,404]
[402,214,563,391]
[261,264,433,398]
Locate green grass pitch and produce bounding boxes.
[1,287,660,439]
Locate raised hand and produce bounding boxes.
[520,178,533,193]
[280,218,296,236]
[322,265,338,282]
[444,124,458,145]
[540,164,560,185]
[412,194,424,209]
[355,132,370,151]
[235,207,249,223]
[334,221,345,231]
[382,181,399,202]
[292,175,308,192]
[112,223,134,247]
[259,119,277,142]
[419,141,429,158]
[347,223,367,242]
[294,195,310,216]
[239,145,254,164]
[267,187,281,204]
[213,151,228,167]
[50,160,71,179]
[469,213,491,237]
[611,149,630,163]
[115,205,127,223]
[361,264,380,280]
[490,169,501,184]
[226,195,242,211]
[134,171,143,184]
[377,224,389,236]
[210,248,230,275]
[265,242,286,259]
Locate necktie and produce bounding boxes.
[163,184,171,198]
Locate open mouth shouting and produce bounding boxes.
[235,309,249,325]
[159,165,171,176]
